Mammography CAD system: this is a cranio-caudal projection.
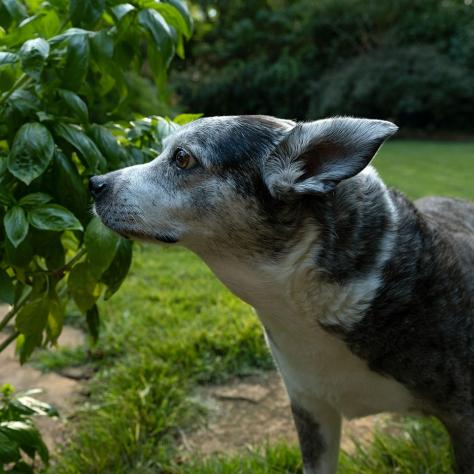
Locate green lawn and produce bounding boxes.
[374,140,474,201]
[47,140,473,473]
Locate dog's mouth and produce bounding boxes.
[93,200,179,244]
[120,229,178,244]
[94,207,179,244]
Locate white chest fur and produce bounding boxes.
[204,252,415,420]
[263,310,414,419]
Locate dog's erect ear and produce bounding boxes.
[263,117,398,197]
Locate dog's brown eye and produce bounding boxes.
[174,148,197,170]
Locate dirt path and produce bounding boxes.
[0,305,85,452]
[181,371,393,458]
[1,305,391,460]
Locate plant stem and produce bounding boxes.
[0,74,32,107]
[0,287,32,333]
[64,247,87,270]
[53,247,86,276]
[0,330,20,353]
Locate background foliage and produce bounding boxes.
[175,0,474,132]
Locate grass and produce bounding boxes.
[187,418,453,474]
[46,140,473,473]
[374,140,474,201]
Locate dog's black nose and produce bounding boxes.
[89,176,108,199]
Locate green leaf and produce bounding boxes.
[4,233,33,268]
[68,262,100,312]
[0,268,15,304]
[52,151,88,223]
[155,116,179,139]
[58,89,89,123]
[4,206,29,248]
[0,430,20,463]
[15,332,40,365]
[164,0,192,37]
[0,421,49,464]
[18,193,53,208]
[95,58,128,105]
[86,304,99,342]
[173,113,203,125]
[62,33,90,91]
[90,29,114,59]
[28,6,61,39]
[0,186,14,206]
[138,9,174,68]
[147,43,167,93]
[111,3,135,22]
[19,37,49,80]
[16,396,58,417]
[113,4,137,41]
[7,122,55,185]
[2,0,27,21]
[153,2,192,39]
[15,298,49,362]
[46,291,64,343]
[0,51,18,66]
[8,90,41,116]
[101,238,132,300]
[85,216,120,278]
[31,229,65,270]
[28,204,83,232]
[69,0,105,27]
[89,124,126,169]
[49,27,91,44]
[16,299,49,337]
[54,123,105,172]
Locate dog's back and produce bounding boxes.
[416,196,474,285]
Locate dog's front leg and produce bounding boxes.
[443,417,474,474]
[290,397,341,474]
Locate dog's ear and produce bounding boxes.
[263,117,397,197]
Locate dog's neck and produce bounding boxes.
[197,167,399,330]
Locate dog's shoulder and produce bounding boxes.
[415,196,474,288]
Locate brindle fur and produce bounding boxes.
[91,115,474,473]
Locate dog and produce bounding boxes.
[90,115,474,474]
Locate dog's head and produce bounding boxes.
[91,115,397,257]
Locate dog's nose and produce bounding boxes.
[89,176,108,199]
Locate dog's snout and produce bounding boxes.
[89,175,108,200]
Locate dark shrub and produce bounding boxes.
[176,0,474,131]
[309,46,474,131]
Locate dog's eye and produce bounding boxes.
[173,148,197,170]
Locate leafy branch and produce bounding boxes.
[0,247,86,339]
[0,0,195,367]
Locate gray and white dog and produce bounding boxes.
[90,116,474,474]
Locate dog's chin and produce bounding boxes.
[94,208,179,244]
[108,226,178,245]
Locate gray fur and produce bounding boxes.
[90,115,474,474]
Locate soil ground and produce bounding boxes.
[180,371,393,459]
